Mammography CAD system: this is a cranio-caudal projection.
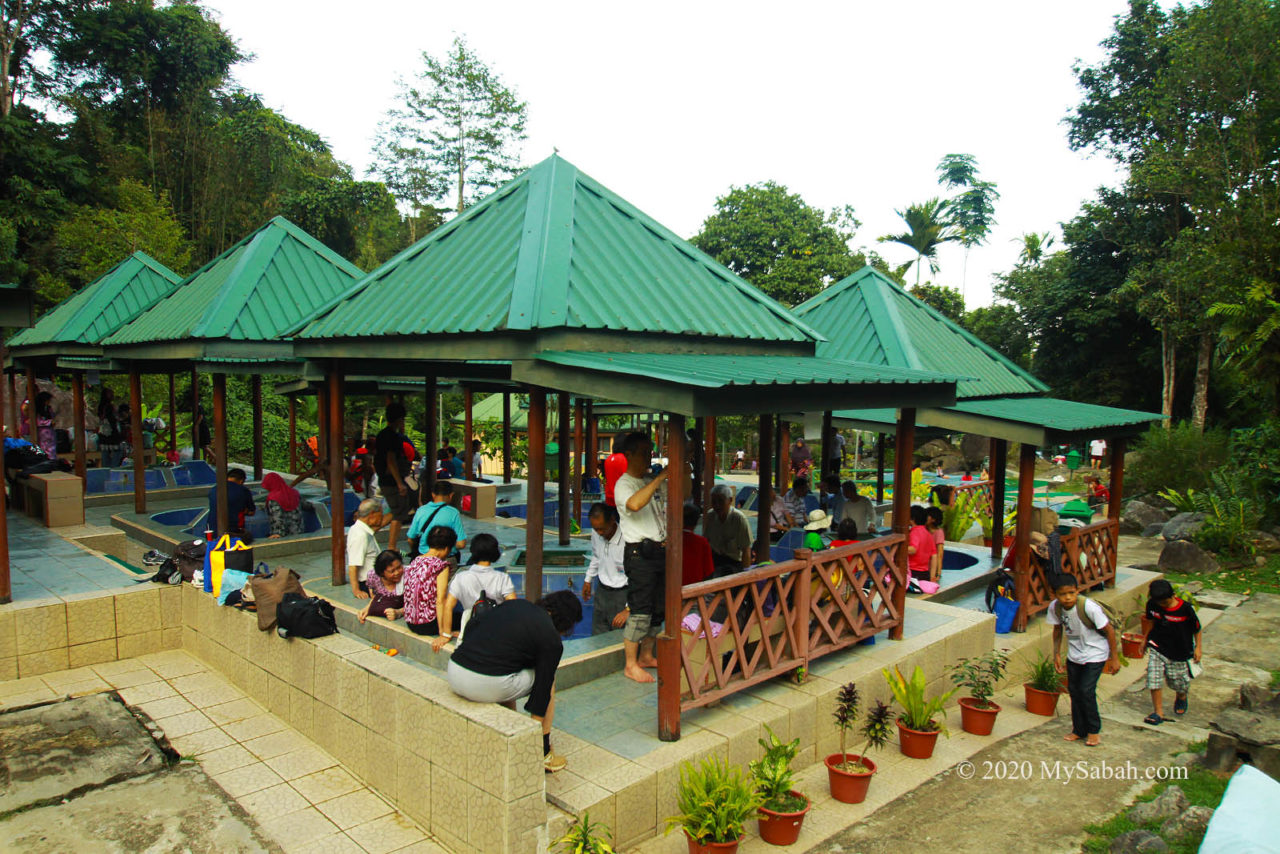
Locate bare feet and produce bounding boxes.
[624,665,656,683]
[1085,734,1101,746]
[1063,733,1082,742]
[637,654,659,669]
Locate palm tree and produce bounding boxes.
[1014,232,1055,267]
[878,198,960,286]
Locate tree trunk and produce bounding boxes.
[1161,326,1176,427]
[1190,331,1213,433]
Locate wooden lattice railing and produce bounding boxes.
[953,480,994,516]
[675,535,906,711]
[1024,518,1119,617]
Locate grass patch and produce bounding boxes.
[1162,553,1280,597]
[1270,670,1280,691]
[1082,753,1229,854]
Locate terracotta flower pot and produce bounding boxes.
[958,697,1002,736]
[825,753,876,804]
[1024,683,1062,716]
[757,790,810,846]
[684,830,741,854]
[896,718,941,759]
[1121,633,1146,659]
[983,536,993,547]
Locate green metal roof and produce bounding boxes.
[946,397,1162,435]
[447,392,575,431]
[792,266,1047,399]
[104,217,363,347]
[8,253,181,348]
[299,154,822,346]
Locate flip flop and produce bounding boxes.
[1174,697,1188,715]
[1143,713,1164,725]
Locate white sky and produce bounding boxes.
[202,0,1129,308]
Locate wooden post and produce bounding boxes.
[573,397,584,524]
[757,413,773,563]
[658,412,685,742]
[876,432,886,503]
[316,383,328,475]
[190,367,200,459]
[328,368,346,587]
[558,393,571,546]
[991,438,1008,560]
[71,371,87,488]
[779,420,790,491]
[1013,443,1038,631]
[585,401,597,479]
[821,410,834,477]
[129,368,146,515]
[501,392,512,483]
[288,396,297,473]
[463,387,474,482]
[251,374,263,480]
[24,368,36,441]
[424,376,438,499]
[702,416,716,512]
[167,373,177,460]
[526,388,546,598]
[212,373,229,535]
[889,409,915,641]
[1106,437,1126,588]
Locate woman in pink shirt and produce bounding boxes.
[906,505,936,582]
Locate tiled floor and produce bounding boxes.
[0,649,446,854]
[4,513,143,602]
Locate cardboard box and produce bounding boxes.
[32,472,83,498]
[454,480,497,519]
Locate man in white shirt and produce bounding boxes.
[347,498,383,599]
[1089,438,1107,470]
[839,481,877,537]
[704,483,754,573]
[581,503,629,635]
[614,431,668,684]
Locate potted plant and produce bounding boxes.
[553,811,615,853]
[949,650,1010,735]
[665,756,762,854]
[1111,592,1147,660]
[750,725,809,846]
[824,682,894,804]
[883,665,958,759]
[1023,651,1065,716]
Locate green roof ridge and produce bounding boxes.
[509,155,576,330]
[192,224,288,338]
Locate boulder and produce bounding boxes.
[1239,683,1279,712]
[1158,539,1220,574]
[1121,500,1170,535]
[959,433,988,467]
[1159,806,1214,840]
[1127,786,1188,824]
[1248,530,1280,553]
[1162,512,1207,542]
[1141,523,1165,538]
[1109,830,1169,853]
[1213,708,1280,746]
[1196,589,1248,610]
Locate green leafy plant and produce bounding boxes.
[941,491,978,541]
[948,649,1010,709]
[749,725,805,813]
[1024,651,1064,693]
[553,811,615,854]
[664,757,762,845]
[975,502,995,539]
[1156,486,1199,513]
[883,665,958,734]
[832,682,861,762]
[845,699,895,773]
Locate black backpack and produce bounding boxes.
[148,557,183,585]
[470,589,498,623]
[276,593,337,639]
[985,569,1017,613]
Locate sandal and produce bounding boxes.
[1143,713,1164,725]
[1174,697,1188,715]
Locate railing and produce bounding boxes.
[1024,518,1119,617]
[952,479,994,516]
[675,535,906,711]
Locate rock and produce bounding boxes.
[1181,580,1204,593]
[1214,708,1280,746]
[959,434,988,467]
[1127,786,1189,824]
[1110,830,1170,853]
[1195,589,1248,610]
[1248,530,1280,553]
[1141,523,1165,538]
[1239,682,1276,711]
[1203,731,1240,772]
[1162,512,1207,541]
[1121,500,1170,535]
[1159,805,1214,840]
[1158,539,1220,574]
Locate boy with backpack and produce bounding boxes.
[1139,578,1202,725]
[1046,573,1120,746]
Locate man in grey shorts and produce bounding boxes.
[581,503,629,635]
[614,431,669,684]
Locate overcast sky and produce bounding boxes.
[202,0,1131,308]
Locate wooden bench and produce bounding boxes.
[21,472,84,527]
[450,479,497,518]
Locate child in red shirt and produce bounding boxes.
[907,505,935,581]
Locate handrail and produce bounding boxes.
[1024,518,1119,616]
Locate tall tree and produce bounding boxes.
[877,197,959,287]
[1013,231,1054,267]
[909,283,964,323]
[373,36,527,223]
[690,181,863,306]
[963,303,1033,369]
[936,153,999,294]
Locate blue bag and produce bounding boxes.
[993,595,1019,634]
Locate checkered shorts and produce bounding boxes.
[1145,648,1192,693]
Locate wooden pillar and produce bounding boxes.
[288,396,297,473]
[24,368,36,440]
[129,369,146,514]
[316,383,328,473]
[585,401,597,479]
[462,387,474,482]
[779,420,790,490]
[990,438,1008,560]
[1012,443,1038,632]
[821,410,834,478]
[190,367,200,459]
[691,418,703,510]
[757,413,773,563]
[525,388,546,598]
[167,373,177,459]
[889,409,916,641]
[876,433,886,502]
[212,374,229,535]
[702,415,717,512]
[658,412,686,742]
[71,371,87,487]
[501,392,512,484]
[557,393,571,546]
[573,397,584,523]
[251,374,263,481]
[0,366,10,600]
[328,368,346,586]
[1106,437,1126,589]
[424,376,438,498]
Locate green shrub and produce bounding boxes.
[1129,422,1230,497]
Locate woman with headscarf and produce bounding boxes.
[262,471,304,538]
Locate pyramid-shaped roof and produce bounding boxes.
[8,252,181,350]
[105,217,364,348]
[792,266,1047,399]
[299,154,822,348]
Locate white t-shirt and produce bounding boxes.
[448,564,515,611]
[1046,597,1111,664]
[346,519,378,582]
[587,525,627,588]
[1090,439,1106,457]
[614,472,666,544]
[840,494,877,534]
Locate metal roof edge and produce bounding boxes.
[266,215,365,280]
[191,224,288,339]
[791,266,878,318]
